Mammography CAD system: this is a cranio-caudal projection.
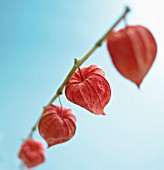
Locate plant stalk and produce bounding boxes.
[27,6,130,138]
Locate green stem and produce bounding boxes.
[27,6,130,138]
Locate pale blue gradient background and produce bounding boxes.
[0,0,164,170]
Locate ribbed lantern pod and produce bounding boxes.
[38,104,76,148]
[107,25,157,87]
[65,65,111,115]
[18,139,45,168]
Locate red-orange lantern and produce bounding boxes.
[65,65,111,115]
[107,25,157,87]
[18,139,45,168]
[38,104,76,147]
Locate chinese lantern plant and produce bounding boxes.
[65,65,111,115]
[107,25,157,87]
[18,139,45,168]
[18,6,158,169]
[38,104,76,148]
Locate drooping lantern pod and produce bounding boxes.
[65,65,111,115]
[38,104,76,147]
[18,139,45,168]
[107,25,157,87]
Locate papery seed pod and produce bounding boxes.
[38,104,76,147]
[65,65,111,115]
[18,139,45,168]
[107,25,157,87]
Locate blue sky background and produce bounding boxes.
[0,0,164,170]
